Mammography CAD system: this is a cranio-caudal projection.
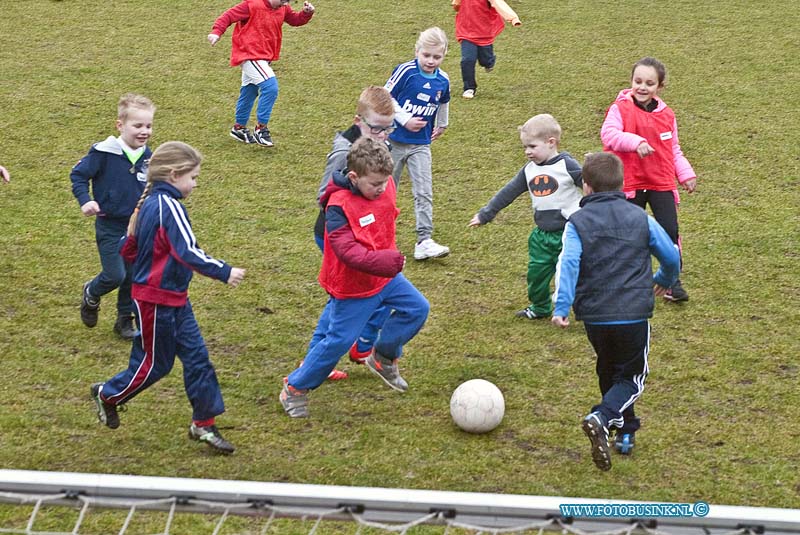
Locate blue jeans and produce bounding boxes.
[460,40,496,91]
[289,273,430,390]
[88,217,133,316]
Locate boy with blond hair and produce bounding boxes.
[469,114,582,319]
[551,152,680,471]
[281,138,430,418]
[71,93,155,340]
[385,27,451,260]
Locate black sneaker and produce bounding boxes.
[113,315,138,341]
[515,306,546,320]
[81,281,100,328]
[253,126,274,147]
[582,412,611,471]
[230,125,255,144]
[664,279,689,302]
[91,382,120,429]
[189,423,235,454]
[614,431,635,455]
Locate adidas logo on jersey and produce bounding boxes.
[423,82,431,89]
[400,99,438,117]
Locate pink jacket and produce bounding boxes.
[601,89,695,186]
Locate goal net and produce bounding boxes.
[0,469,797,535]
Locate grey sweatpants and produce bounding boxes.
[390,141,434,242]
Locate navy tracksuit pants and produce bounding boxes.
[101,299,224,421]
[584,321,650,434]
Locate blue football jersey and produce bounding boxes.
[385,59,450,145]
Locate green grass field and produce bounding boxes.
[1,0,799,525]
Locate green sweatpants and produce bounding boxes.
[526,227,564,316]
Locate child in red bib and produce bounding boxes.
[280,138,430,418]
[601,57,697,302]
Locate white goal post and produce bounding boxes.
[1,469,799,534]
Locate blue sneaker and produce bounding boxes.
[614,432,635,455]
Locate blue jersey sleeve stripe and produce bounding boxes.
[386,61,416,87]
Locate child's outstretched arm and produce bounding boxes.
[468,167,528,227]
[162,199,235,284]
[551,222,582,328]
[489,0,522,25]
[208,1,250,44]
[0,165,9,184]
[284,2,314,25]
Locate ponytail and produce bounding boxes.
[126,141,202,237]
[127,181,153,237]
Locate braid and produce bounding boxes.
[127,181,153,236]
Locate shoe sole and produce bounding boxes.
[582,417,611,471]
[663,295,689,302]
[413,250,450,261]
[254,140,274,147]
[365,359,408,393]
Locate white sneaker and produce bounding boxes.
[414,239,450,260]
[462,89,475,99]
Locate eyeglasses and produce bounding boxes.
[360,117,396,135]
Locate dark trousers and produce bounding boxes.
[102,299,225,421]
[584,321,650,434]
[628,189,680,247]
[88,217,133,316]
[460,40,496,91]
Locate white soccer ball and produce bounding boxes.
[449,379,505,434]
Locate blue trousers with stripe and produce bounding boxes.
[101,299,225,421]
[584,321,649,434]
[288,273,429,391]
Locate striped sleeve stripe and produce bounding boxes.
[385,60,416,87]
[163,195,224,268]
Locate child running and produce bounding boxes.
[310,86,398,378]
[469,114,582,320]
[281,137,430,418]
[551,152,680,471]
[601,56,697,302]
[71,93,155,340]
[90,141,246,454]
[385,27,451,260]
[208,0,315,147]
[452,0,521,99]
